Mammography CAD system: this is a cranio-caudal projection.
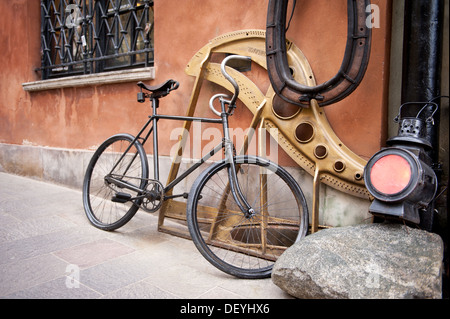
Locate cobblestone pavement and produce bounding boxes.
[0,172,292,299]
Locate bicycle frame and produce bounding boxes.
[110,94,254,215]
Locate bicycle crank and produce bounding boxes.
[141,180,164,213]
[107,175,164,213]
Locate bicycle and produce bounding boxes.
[82,55,309,279]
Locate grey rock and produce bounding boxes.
[272,223,443,299]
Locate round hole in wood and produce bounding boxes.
[295,122,314,143]
[314,145,328,159]
[334,160,346,172]
[272,95,300,119]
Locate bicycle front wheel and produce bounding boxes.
[82,133,149,231]
[186,155,309,279]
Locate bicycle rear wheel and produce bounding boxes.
[186,155,309,279]
[82,133,149,230]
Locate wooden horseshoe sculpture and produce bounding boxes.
[266,0,372,107]
[158,30,370,236]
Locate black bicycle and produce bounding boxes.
[82,55,309,279]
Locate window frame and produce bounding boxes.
[38,0,154,80]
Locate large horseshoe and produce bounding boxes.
[266,0,372,107]
[157,30,369,235]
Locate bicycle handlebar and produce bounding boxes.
[209,94,230,117]
[221,55,251,105]
[209,55,252,116]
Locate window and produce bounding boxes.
[39,0,154,80]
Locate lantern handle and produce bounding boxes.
[393,101,439,125]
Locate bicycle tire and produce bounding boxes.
[186,155,309,279]
[82,133,149,231]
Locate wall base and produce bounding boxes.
[0,143,371,227]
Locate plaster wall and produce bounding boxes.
[1,0,392,158]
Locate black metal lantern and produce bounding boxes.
[364,147,438,224]
[364,102,439,224]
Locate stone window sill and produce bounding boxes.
[22,67,155,92]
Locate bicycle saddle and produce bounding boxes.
[137,79,179,97]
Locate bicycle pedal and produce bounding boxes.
[111,192,132,203]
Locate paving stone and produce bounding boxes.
[0,254,68,297]
[196,286,245,299]
[78,250,156,295]
[4,277,102,299]
[145,263,226,299]
[218,277,294,299]
[105,225,166,250]
[0,226,105,265]
[12,215,77,238]
[0,213,28,243]
[102,280,179,299]
[53,238,136,269]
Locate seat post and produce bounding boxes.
[152,96,160,180]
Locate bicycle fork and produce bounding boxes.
[220,100,256,219]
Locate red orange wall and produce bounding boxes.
[0,0,391,161]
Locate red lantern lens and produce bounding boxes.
[369,154,412,195]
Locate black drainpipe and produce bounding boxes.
[401,0,445,163]
[401,0,447,295]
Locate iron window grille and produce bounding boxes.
[39,0,154,80]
